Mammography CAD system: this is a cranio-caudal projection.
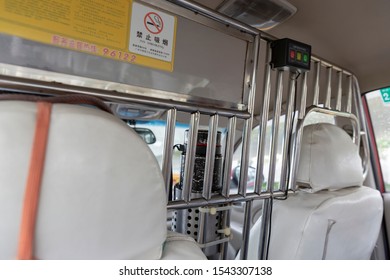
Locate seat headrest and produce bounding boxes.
[296,123,363,192]
[0,100,166,259]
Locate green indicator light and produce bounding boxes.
[303,53,309,63]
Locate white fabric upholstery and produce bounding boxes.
[248,187,383,259]
[297,123,364,192]
[0,100,205,260]
[247,123,383,260]
[161,231,207,260]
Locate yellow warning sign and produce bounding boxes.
[0,0,176,71]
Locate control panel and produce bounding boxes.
[270,38,311,72]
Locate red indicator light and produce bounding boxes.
[290,50,295,59]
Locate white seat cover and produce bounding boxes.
[0,100,205,259]
[247,123,383,260]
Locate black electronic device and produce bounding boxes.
[270,38,311,72]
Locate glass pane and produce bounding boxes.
[366,89,390,192]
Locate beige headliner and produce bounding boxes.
[194,0,390,93]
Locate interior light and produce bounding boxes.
[217,0,297,30]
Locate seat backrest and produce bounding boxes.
[247,123,383,259]
[0,98,205,260]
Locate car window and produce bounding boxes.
[365,88,390,191]
[129,120,189,186]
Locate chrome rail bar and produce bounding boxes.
[166,0,260,36]
[266,70,284,193]
[256,70,284,260]
[299,72,308,119]
[238,34,260,197]
[289,73,308,190]
[346,75,353,113]
[167,191,286,210]
[0,75,251,119]
[353,76,370,179]
[279,72,297,192]
[325,67,332,109]
[240,200,253,260]
[182,111,200,202]
[222,116,237,197]
[203,114,219,200]
[290,106,361,192]
[255,43,272,194]
[162,108,177,197]
[336,71,343,111]
[258,198,272,260]
[313,61,321,106]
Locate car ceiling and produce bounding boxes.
[192,0,390,93]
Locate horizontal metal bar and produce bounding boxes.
[0,75,251,118]
[167,191,286,210]
[144,0,255,42]
[166,0,260,35]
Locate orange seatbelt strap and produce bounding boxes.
[17,102,52,260]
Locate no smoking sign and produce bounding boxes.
[129,2,176,67]
[144,12,164,34]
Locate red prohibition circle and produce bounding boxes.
[144,12,164,35]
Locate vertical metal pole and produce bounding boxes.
[313,61,321,106]
[266,70,284,193]
[240,200,253,259]
[289,72,308,191]
[238,35,260,259]
[325,67,332,109]
[203,114,219,200]
[238,120,251,196]
[258,198,272,259]
[257,70,284,260]
[238,35,260,196]
[197,209,207,245]
[182,111,200,202]
[336,71,343,111]
[346,75,353,113]
[299,72,308,119]
[162,108,177,199]
[222,116,237,197]
[353,76,370,179]
[255,43,272,194]
[279,72,297,192]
